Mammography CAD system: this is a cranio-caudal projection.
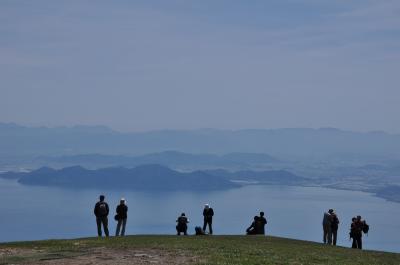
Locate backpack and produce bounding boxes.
[362,222,369,234]
[98,202,107,216]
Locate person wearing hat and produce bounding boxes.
[94,195,110,237]
[202,204,214,235]
[115,198,128,236]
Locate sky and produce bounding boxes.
[1,0,400,133]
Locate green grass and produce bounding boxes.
[1,235,399,265]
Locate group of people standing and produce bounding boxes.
[94,195,128,237]
[322,209,369,249]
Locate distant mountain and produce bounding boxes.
[0,165,306,190]
[47,151,279,169]
[1,123,400,156]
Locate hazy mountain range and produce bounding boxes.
[0,164,306,191]
[1,123,400,157]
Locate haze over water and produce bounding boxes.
[1,178,399,253]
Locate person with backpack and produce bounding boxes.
[202,204,214,235]
[176,213,189,235]
[94,195,109,237]
[115,198,128,236]
[257,211,268,235]
[330,210,340,246]
[322,209,333,244]
[351,215,369,249]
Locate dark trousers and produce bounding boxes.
[332,230,338,245]
[323,225,332,244]
[352,235,362,249]
[176,224,187,235]
[96,216,109,237]
[116,218,127,236]
[203,220,213,234]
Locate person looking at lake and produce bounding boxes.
[246,216,260,235]
[115,198,128,236]
[202,203,214,235]
[257,211,268,235]
[351,215,368,249]
[176,213,189,235]
[94,195,109,237]
[330,210,339,246]
[322,209,333,244]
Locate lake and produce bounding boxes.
[0,178,399,253]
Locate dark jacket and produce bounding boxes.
[116,204,128,219]
[203,208,214,222]
[256,216,267,234]
[331,214,339,231]
[94,201,109,217]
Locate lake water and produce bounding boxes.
[0,178,399,253]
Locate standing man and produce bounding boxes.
[330,210,340,246]
[322,209,333,244]
[202,204,214,235]
[257,211,268,235]
[115,198,128,236]
[94,195,109,237]
[352,215,368,249]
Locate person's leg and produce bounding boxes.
[103,217,109,237]
[121,218,127,236]
[209,221,213,235]
[333,230,337,246]
[183,225,187,235]
[327,227,332,245]
[96,218,102,237]
[176,225,180,235]
[116,219,122,236]
[358,237,362,249]
[323,227,327,244]
[352,238,357,248]
[203,220,207,233]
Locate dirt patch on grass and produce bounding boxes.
[1,247,200,265]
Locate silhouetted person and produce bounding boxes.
[350,217,357,248]
[176,213,189,235]
[115,198,128,236]
[246,216,259,235]
[352,215,367,249]
[94,195,109,237]
[330,210,340,246]
[195,226,206,235]
[257,211,268,235]
[322,209,333,244]
[202,204,214,234]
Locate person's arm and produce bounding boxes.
[211,208,214,216]
[94,203,98,216]
[106,203,110,215]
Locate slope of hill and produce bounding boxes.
[0,235,399,265]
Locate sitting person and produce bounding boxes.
[176,213,189,235]
[195,226,206,235]
[246,216,260,235]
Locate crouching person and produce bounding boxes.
[176,213,189,235]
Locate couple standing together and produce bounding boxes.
[322,209,340,245]
[94,195,128,237]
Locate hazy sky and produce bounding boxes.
[1,0,400,132]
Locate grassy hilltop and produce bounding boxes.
[1,235,399,265]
